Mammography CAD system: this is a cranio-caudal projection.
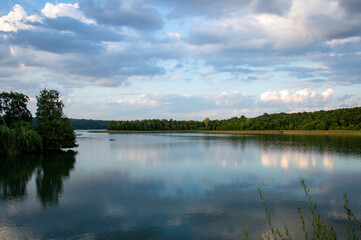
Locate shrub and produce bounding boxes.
[0,123,42,155]
[15,125,43,153]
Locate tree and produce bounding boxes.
[0,91,32,126]
[36,89,77,150]
[203,118,210,129]
[0,91,42,155]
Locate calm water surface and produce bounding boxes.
[1,131,361,239]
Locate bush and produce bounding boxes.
[0,123,42,155]
[15,125,43,153]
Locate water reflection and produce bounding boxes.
[0,151,76,205]
[260,150,336,171]
[1,132,361,239]
[0,154,38,199]
[205,134,361,155]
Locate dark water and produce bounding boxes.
[1,131,361,239]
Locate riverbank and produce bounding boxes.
[88,130,361,135]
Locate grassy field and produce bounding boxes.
[88,130,361,135]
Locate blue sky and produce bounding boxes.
[1,0,360,120]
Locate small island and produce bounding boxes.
[0,89,77,155]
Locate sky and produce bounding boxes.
[0,0,360,120]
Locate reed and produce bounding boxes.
[242,181,361,239]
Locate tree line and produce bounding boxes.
[108,107,361,131]
[69,118,110,130]
[0,89,77,155]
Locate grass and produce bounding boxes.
[242,180,361,240]
[89,130,361,135]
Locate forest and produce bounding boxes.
[69,118,110,130]
[108,107,361,131]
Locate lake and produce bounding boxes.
[1,131,361,239]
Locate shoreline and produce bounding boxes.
[88,130,361,135]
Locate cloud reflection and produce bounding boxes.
[2,132,361,239]
[261,148,336,171]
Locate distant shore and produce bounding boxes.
[88,130,361,135]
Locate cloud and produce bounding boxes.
[9,29,104,54]
[89,91,256,120]
[326,36,361,46]
[41,2,94,24]
[314,40,361,85]
[256,88,360,114]
[80,0,163,31]
[115,91,253,111]
[6,16,126,54]
[321,88,335,99]
[179,0,361,88]
[183,0,361,54]
[277,65,329,79]
[251,0,292,15]
[0,39,178,89]
[338,0,361,14]
[260,88,335,104]
[54,85,359,120]
[0,3,183,88]
[0,1,360,120]
[0,4,40,32]
[156,0,251,19]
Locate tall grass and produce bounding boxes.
[15,126,43,153]
[242,181,361,239]
[0,124,13,155]
[0,123,43,155]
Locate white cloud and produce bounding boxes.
[260,88,335,104]
[116,93,160,106]
[321,88,335,99]
[0,2,94,32]
[187,0,361,51]
[260,90,279,101]
[0,4,40,32]
[41,2,94,24]
[326,36,361,46]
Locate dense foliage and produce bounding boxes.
[0,89,77,155]
[36,89,77,150]
[14,122,43,153]
[108,107,361,131]
[0,91,32,126]
[0,124,12,155]
[0,91,42,155]
[69,118,110,129]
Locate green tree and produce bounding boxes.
[0,91,32,126]
[36,89,77,150]
[203,118,210,129]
